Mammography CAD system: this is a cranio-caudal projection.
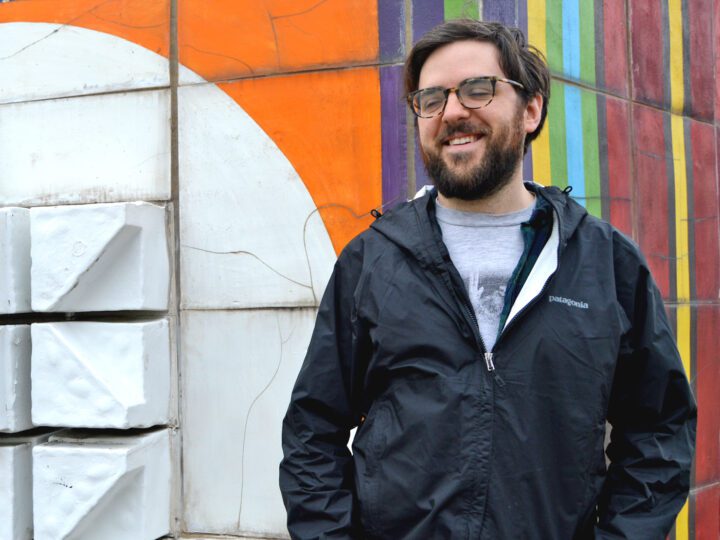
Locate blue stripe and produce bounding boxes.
[562,0,581,79]
[564,86,586,204]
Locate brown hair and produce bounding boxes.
[404,19,550,152]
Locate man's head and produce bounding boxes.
[404,20,550,201]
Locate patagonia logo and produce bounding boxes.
[549,295,589,309]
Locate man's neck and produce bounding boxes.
[436,175,535,214]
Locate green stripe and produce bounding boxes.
[549,80,568,187]
[444,0,479,19]
[546,0,564,73]
[582,90,602,217]
[579,0,597,84]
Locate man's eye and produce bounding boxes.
[421,95,444,110]
[465,86,492,98]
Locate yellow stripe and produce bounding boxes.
[676,498,690,540]
[671,115,691,540]
[527,0,552,185]
[668,0,685,112]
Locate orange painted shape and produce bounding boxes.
[219,67,382,254]
[179,0,379,81]
[0,0,169,56]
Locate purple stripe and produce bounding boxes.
[523,148,534,181]
[518,0,528,34]
[414,136,431,192]
[483,0,518,26]
[378,0,405,62]
[412,0,444,44]
[381,66,408,209]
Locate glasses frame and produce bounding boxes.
[407,76,525,118]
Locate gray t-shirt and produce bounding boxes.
[436,199,535,351]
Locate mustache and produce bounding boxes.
[437,122,492,142]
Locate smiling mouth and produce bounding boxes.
[446,135,479,146]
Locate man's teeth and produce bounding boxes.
[448,135,477,146]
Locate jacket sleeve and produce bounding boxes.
[279,243,370,540]
[595,237,697,539]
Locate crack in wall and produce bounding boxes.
[181,244,313,291]
[181,45,255,74]
[235,313,293,530]
[0,0,116,61]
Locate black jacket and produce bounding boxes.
[280,185,697,539]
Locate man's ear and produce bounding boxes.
[523,94,543,134]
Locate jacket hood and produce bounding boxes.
[370,182,589,260]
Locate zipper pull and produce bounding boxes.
[484,352,506,387]
[484,352,495,371]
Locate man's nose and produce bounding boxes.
[442,90,471,121]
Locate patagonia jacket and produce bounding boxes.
[280,185,697,540]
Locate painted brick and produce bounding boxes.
[30,202,170,312]
[0,91,170,206]
[33,429,171,540]
[0,326,32,433]
[181,309,315,535]
[0,208,30,314]
[0,22,169,105]
[0,429,56,540]
[31,320,170,429]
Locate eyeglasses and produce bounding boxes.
[407,76,525,118]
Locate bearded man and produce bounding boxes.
[280,19,696,540]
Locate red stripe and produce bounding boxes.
[693,482,720,540]
[602,0,629,96]
[629,0,665,106]
[633,104,670,297]
[687,0,714,120]
[690,121,719,300]
[695,307,720,486]
[716,0,720,123]
[605,97,632,235]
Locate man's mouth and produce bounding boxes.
[445,134,480,146]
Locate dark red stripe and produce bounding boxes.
[629,0,665,106]
[605,97,632,235]
[686,0,714,120]
[690,121,719,299]
[602,0,629,97]
[633,104,671,297]
[716,0,720,123]
[694,307,720,486]
[693,479,720,539]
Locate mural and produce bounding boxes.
[0,0,718,538]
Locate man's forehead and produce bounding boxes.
[418,40,504,88]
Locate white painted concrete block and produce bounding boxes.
[181,309,315,536]
[33,429,171,540]
[31,320,170,428]
[0,90,170,206]
[31,202,170,312]
[0,326,32,433]
[0,208,31,314]
[0,429,56,540]
[0,22,169,104]
[179,83,335,310]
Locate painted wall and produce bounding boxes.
[0,0,717,538]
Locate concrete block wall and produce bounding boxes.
[1,1,718,539]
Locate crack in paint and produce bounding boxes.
[181,45,255,74]
[271,0,330,20]
[181,244,313,290]
[0,0,116,61]
[236,313,294,529]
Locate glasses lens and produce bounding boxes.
[459,78,494,108]
[415,88,446,117]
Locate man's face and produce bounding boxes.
[416,40,533,200]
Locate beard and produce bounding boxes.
[422,110,525,201]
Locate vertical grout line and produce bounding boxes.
[169,0,184,536]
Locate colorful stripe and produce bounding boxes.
[444,0,479,20]
[527,0,552,185]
